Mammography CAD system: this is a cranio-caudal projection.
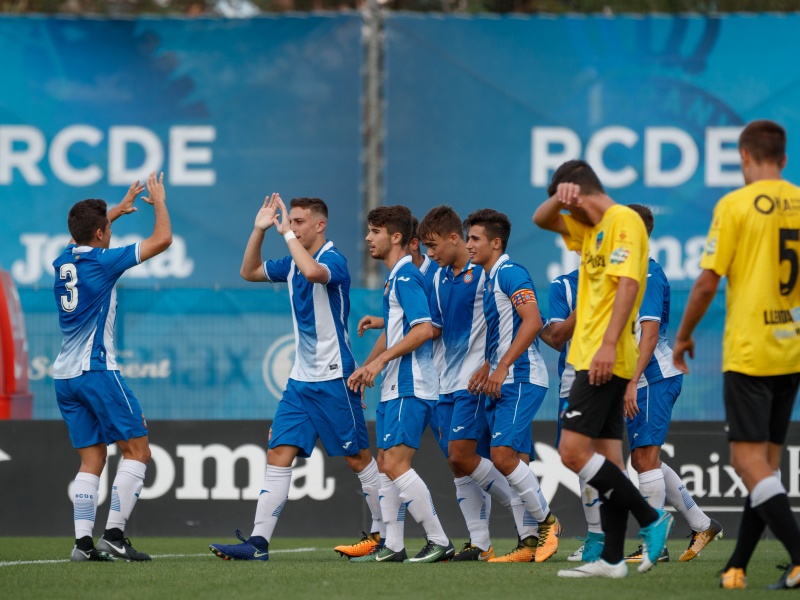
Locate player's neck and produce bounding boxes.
[481,251,504,274]
[383,246,408,271]
[451,246,471,275]
[306,237,326,257]
[744,164,783,185]
[589,194,616,226]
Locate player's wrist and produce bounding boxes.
[283,230,296,242]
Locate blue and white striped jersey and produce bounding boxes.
[636,258,683,387]
[381,255,439,401]
[483,255,548,387]
[264,240,356,382]
[430,260,487,394]
[418,254,437,291]
[52,243,141,379]
[547,269,578,398]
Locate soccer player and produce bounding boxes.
[622,204,722,565]
[348,205,454,563]
[462,208,563,563]
[209,194,381,561]
[539,267,606,564]
[674,120,800,590]
[53,172,171,562]
[533,160,674,578]
[420,205,543,562]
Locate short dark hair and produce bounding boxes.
[367,205,413,247]
[739,120,786,165]
[547,160,605,197]
[418,205,464,242]
[627,203,654,237]
[463,208,511,252]
[68,199,108,245]
[290,197,328,219]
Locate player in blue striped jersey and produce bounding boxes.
[210,194,380,562]
[623,204,721,564]
[349,205,453,564]
[463,208,563,563]
[53,172,171,562]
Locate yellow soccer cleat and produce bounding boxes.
[487,536,537,563]
[679,519,723,562]
[535,513,563,562]
[720,567,747,590]
[334,532,381,558]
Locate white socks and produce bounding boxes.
[73,472,100,539]
[505,461,548,522]
[394,469,448,546]
[579,479,602,534]
[470,457,537,538]
[356,458,384,537]
[106,459,146,532]
[661,462,711,532]
[251,465,292,541]
[638,468,666,510]
[379,473,405,552]
[455,476,491,550]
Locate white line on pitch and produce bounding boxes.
[0,547,317,567]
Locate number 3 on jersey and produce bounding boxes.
[60,263,78,311]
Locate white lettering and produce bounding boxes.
[139,445,176,500]
[0,126,46,184]
[705,126,744,187]
[680,464,706,498]
[49,125,104,186]
[531,127,581,187]
[585,126,639,188]
[289,450,335,501]
[169,126,216,186]
[788,446,800,497]
[645,127,698,187]
[176,443,265,500]
[108,126,164,185]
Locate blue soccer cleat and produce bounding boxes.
[638,509,674,573]
[209,529,269,561]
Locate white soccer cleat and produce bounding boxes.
[558,559,628,579]
[567,544,584,562]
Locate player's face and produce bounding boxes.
[424,233,456,267]
[366,224,392,260]
[567,204,592,226]
[288,207,323,251]
[465,225,493,267]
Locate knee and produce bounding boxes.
[490,450,517,476]
[345,450,372,473]
[558,445,583,473]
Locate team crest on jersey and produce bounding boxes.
[596,231,604,250]
[464,269,473,283]
[704,237,717,256]
[609,247,630,265]
[384,281,390,296]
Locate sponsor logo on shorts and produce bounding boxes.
[564,410,582,419]
[492,432,502,439]
[452,426,465,433]
[383,434,392,441]
[342,441,352,450]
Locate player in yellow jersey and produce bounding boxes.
[674,120,800,590]
[534,160,674,578]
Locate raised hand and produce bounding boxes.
[255,193,280,231]
[273,195,290,236]
[142,172,165,205]
[116,180,146,215]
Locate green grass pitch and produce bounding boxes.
[0,536,793,599]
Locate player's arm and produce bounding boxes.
[589,275,639,386]
[484,300,542,399]
[542,311,576,351]
[272,195,329,284]
[348,331,387,394]
[138,172,172,262]
[107,180,146,224]
[352,322,433,390]
[673,269,721,373]
[533,184,581,235]
[623,320,659,418]
[358,315,385,337]
[240,193,282,282]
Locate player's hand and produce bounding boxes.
[115,180,146,215]
[468,361,490,395]
[141,172,165,205]
[673,337,694,374]
[255,193,280,231]
[357,315,384,337]
[273,195,290,235]
[348,368,367,394]
[556,182,581,207]
[484,364,508,399]
[589,342,615,386]
[623,379,639,419]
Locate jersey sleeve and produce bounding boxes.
[318,249,349,286]
[97,243,141,277]
[395,270,432,328]
[264,256,292,283]
[638,267,665,323]
[547,278,570,324]
[605,210,647,280]
[700,197,738,277]
[499,264,539,311]
[561,214,588,252]
[430,275,443,330]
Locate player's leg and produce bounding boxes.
[70,371,151,561]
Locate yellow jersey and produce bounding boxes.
[561,204,649,379]
[700,179,800,376]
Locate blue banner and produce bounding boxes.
[0,15,364,286]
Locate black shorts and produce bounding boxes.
[562,370,628,440]
[724,371,800,443]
